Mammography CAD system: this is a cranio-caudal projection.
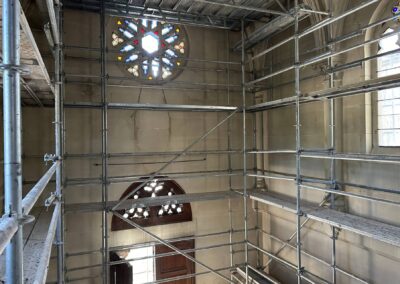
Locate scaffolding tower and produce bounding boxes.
[1,0,400,284]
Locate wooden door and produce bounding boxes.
[109,252,132,284]
[155,239,195,284]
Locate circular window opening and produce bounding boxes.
[111,18,188,83]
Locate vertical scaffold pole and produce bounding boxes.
[328,1,337,283]
[55,0,65,282]
[241,19,249,284]
[294,1,303,283]
[2,1,23,283]
[100,1,109,283]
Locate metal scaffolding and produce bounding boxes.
[1,0,400,283]
[0,0,63,283]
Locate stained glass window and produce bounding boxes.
[112,18,186,82]
[377,28,400,146]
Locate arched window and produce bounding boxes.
[111,178,192,231]
[111,18,187,83]
[377,28,400,146]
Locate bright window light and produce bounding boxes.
[377,28,400,146]
[141,32,159,54]
[127,246,155,284]
[112,18,186,81]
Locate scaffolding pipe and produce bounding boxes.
[294,2,302,283]
[241,19,249,284]
[226,29,235,281]
[258,229,368,284]
[327,6,337,282]
[144,265,238,284]
[261,196,330,269]
[255,168,400,196]
[113,212,233,283]
[63,55,242,73]
[104,0,238,29]
[250,171,400,205]
[0,161,59,255]
[63,45,241,65]
[67,241,245,272]
[66,266,238,284]
[244,265,281,284]
[66,227,256,257]
[22,161,59,214]
[301,152,400,164]
[299,8,329,16]
[248,26,400,86]
[192,0,287,16]
[46,0,60,44]
[66,79,243,93]
[54,0,65,281]
[300,184,400,207]
[250,12,400,63]
[301,29,400,68]
[302,0,379,39]
[63,149,244,159]
[250,149,400,164]
[66,169,243,186]
[247,242,316,284]
[2,0,23,282]
[247,74,400,112]
[58,4,66,282]
[64,102,239,112]
[100,1,109,283]
[0,216,18,255]
[33,203,61,284]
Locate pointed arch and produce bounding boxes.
[111,178,193,231]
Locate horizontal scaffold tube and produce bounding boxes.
[65,169,243,186]
[0,161,59,255]
[65,190,242,213]
[33,202,61,284]
[300,184,400,207]
[65,227,256,258]
[67,241,245,272]
[22,161,59,214]
[247,73,400,112]
[248,149,400,164]
[257,228,369,283]
[0,216,18,255]
[63,149,244,159]
[64,102,239,112]
[63,45,241,65]
[253,168,400,196]
[247,242,317,284]
[250,9,399,62]
[299,0,379,40]
[248,20,396,85]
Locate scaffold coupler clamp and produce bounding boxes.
[0,63,30,75]
[45,192,57,208]
[298,266,305,275]
[19,214,35,225]
[45,190,62,208]
[44,153,61,165]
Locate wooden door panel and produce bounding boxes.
[155,239,195,284]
